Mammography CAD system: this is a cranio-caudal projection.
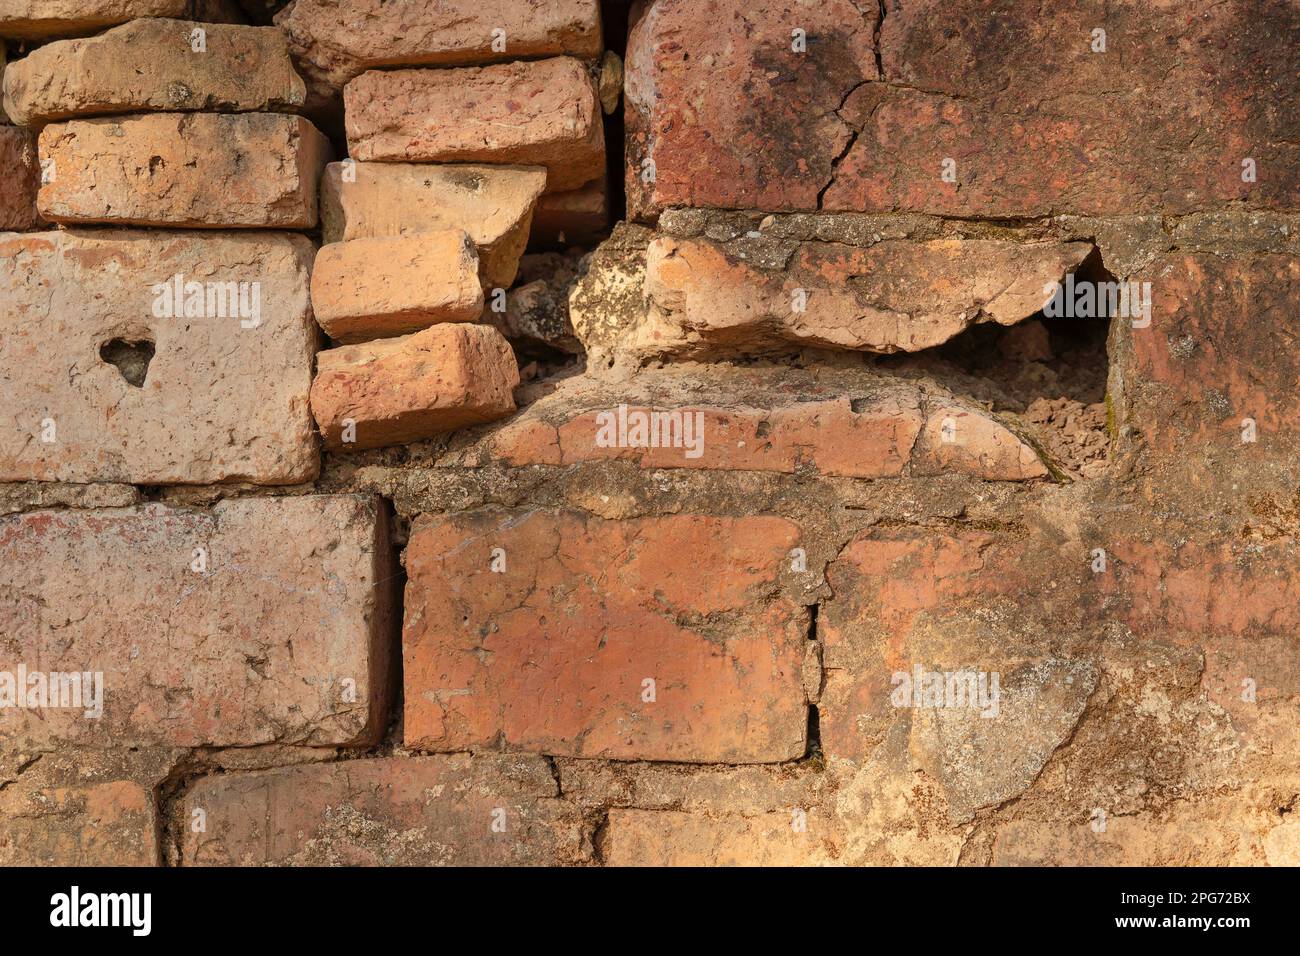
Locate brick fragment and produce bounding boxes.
[345,57,604,193]
[38,113,329,228]
[320,161,546,290]
[277,0,602,113]
[639,236,1094,358]
[2,19,306,125]
[310,324,519,451]
[402,510,809,762]
[0,229,318,485]
[0,495,394,749]
[178,754,586,866]
[311,232,484,344]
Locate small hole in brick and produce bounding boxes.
[99,337,155,387]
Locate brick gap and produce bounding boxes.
[870,250,1117,480]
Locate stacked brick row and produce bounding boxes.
[0,3,397,866]
[303,0,608,450]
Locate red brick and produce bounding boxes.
[178,754,586,866]
[0,0,240,40]
[402,510,809,762]
[639,236,1093,357]
[310,324,519,451]
[0,495,394,749]
[278,0,602,113]
[2,19,306,125]
[625,0,879,218]
[0,779,156,866]
[345,57,604,193]
[454,367,1047,481]
[819,530,1096,821]
[38,113,329,228]
[311,232,484,344]
[1121,253,1300,452]
[629,0,1299,217]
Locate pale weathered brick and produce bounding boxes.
[320,161,546,290]
[602,809,836,866]
[0,0,240,40]
[311,232,484,344]
[2,19,306,126]
[38,113,329,228]
[345,57,604,193]
[0,494,394,750]
[402,510,809,762]
[278,0,602,113]
[310,324,519,451]
[178,754,586,866]
[0,229,318,484]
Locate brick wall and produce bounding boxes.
[1,0,1298,867]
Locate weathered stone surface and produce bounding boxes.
[484,252,583,355]
[820,530,1097,822]
[320,162,546,290]
[38,113,329,228]
[2,19,306,126]
[0,124,38,230]
[311,232,484,344]
[177,754,587,866]
[625,0,880,218]
[310,324,519,451]
[602,808,836,866]
[531,175,608,248]
[638,236,1094,358]
[345,57,604,193]
[0,229,318,484]
[569,222,652,362]
[0,0,240,40]
[277,0,602,114]
[450,365,1048,482]
[0,495,394,750]
[402,510,809,762]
